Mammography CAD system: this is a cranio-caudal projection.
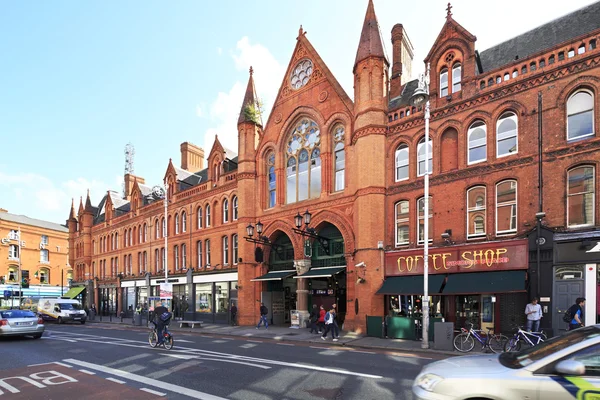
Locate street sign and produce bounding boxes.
[159,283,173,299]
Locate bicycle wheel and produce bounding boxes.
[453,333,475,352]
[148,331,158,348]
[488,334,509,354]
[163,334,174,350]
[505,337,521,352]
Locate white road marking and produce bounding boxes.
[212,340,228,343]
[309,346,325,349]
[276,343,295,346]
[106,354,152,366]
[79,369,96,375]
[106,377,126,384]
[176,339,195,343]
[147,361,202,379]
[247,340,263,343]
[352,351,376,354]
[239,343,257,349]
[140,388,167,396]
[63,358,229,400]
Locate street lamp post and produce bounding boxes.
[410,63,431,349]
[152,183,169,305]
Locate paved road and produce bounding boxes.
[0,324,447,399]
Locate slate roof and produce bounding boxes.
[478,1,600,73]
[389,79,419,110]
[0,211,68,232]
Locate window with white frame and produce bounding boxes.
[223,236,229,265]
[440,68,449,97]
[497,112,518,157]
[41,235,49,245]
[197,240,202,268]
[143,251,147,271]
[174,245,179,270]
[128,254,132,275]
[175,213,180,234]
[333,125,345,191]
[143,224,147,242]
[417,137,432,176]
[162,218,166,237]
[155,219,160,239]
[39,268,49,284]
[40,249,49,263]
[567,166,595,227]
[232,197,238,220]
[285,118,322,203]
[161,248,165,270]
[233,234,238,265]
[468,120,487,164]
[182,211,187,232]
[417,197,433,244]
[182,243,187,268]
[205,240,211,266]
[496,180,517,234]
[115,232,119,249]
[452,63,461,93]
[467,186,486,238]
[8,244,19,260]
[197,207,203,229]
[154,249,159,273]
[9,230,19,240]
[138,226,142,244]
[206,205,211,227]
[223,199,229,223]
[567,90,595,140]
[395,201,410,246]
[267,152,276,208]
[395,144,409,181]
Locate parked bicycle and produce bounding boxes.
[148,320,174,350]
[453,323,508,353]
[504,325,547,352]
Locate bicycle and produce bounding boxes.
[148,320,174,350]
[504,325,546,352]
[453,323,509,353]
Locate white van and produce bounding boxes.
[38,298,87,324]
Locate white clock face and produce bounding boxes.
[290,59,313,90]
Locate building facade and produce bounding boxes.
[0,208,72,302]
[69,1,600,334]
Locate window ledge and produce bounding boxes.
[8,257,19,261]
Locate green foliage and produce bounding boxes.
[243,99,264,125]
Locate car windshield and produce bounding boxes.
[499,326,600,369]
[58,303,82,310]
[0,310,36,318]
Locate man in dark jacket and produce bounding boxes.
[568,297,586,331]
[154,301,169,344]
[309,304,319,333]
[256,302,268,329]
[231,302,238,326]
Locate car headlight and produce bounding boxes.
[415,373,444,392]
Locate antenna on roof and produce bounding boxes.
[123,143,135,198]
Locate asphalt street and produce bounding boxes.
[0,323,447,399]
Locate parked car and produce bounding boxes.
[0,309,45,339]
[413,325,600,400]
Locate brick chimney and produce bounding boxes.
[124,174,145,202]
[180,142,205,172]
[390,24,414,99]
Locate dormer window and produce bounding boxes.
[439,68,449,97]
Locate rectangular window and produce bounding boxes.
[215,282,229,313]
[568,166,595,227]
[496,181,517,234]
[233,235,238,265]
[395,201,410,246]
[41,235,49,245]
[40,249,49,263]
[182,244,187,268]
[206,240,211,266]
[222,237,229,265]
[174,245,179,270]
[161,248,165,270]
[9,230,19,240]
[467,187,486,238]
[197,241,202,269]
[195,283,212,313]
[40,269,48,284]
[8,244,19,260]
[417,197,433,244]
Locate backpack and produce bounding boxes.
[325,312,331,324]
[160,311,172,322]
[563,306,575,323]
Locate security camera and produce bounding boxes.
[355,262,366,268]
[535,212,546,219]
[441,232,450,239]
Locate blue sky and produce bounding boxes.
[0,0,594,224]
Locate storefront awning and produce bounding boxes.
[376,274,446,295]
[294,266,346,279]
[62,287,86,299]
[251,270,296,281]
[442,270,527,294]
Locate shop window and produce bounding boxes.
[395,201,410,246]
[195,283,213,313]
[567,90,595,140]
[467,186,486,238]
[417,196,433,244]
[395,144,409,181]
[215,282,229,313]
[497,112,518,157]
[567,166,595,227]
[468,120,487,164]
[496,180,517,234]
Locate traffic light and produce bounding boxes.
[21,270,29,289]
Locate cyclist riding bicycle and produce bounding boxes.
[153,301,171,345]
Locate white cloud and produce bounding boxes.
[201,36,284,156]
[196,104,205,118]
[0,170,114,223]
[217,47,222,56]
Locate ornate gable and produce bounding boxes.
[163,159,178,195]
[424,6,477,65]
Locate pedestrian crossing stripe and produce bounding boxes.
[551,376,600,399]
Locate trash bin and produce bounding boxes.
[133,313,142,326]
[433,322,454,351]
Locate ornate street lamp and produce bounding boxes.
[409,62,431,350]
[292,209,329,255]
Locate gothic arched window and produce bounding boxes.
[286,118,321,203]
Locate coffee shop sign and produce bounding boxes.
[385,240,528,276]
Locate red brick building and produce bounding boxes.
[69,1,600,335]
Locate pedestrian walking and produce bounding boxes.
[524,298,542,332]
[565,297,586,331]
[256,302,269,329]
[317,305,325,333]
[332,303,340,339]
[321,308,337,341]
[231,302,238,326]
[309,304,319,333]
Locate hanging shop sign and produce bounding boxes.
[385,239,528,276]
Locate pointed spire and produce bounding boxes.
[237,66,261,125]
[69,198,76,220]
[84,189,93,212]
[78,196,84,215]
[354,0,388,67]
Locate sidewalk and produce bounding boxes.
[86,316,462,356]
